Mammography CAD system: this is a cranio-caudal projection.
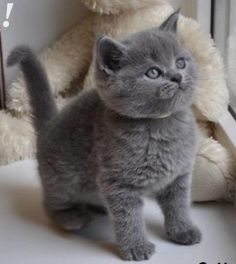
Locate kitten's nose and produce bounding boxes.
[170,73,182,84]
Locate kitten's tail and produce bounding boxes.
[7,45,57,131]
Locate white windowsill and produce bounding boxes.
[0,160,236,263]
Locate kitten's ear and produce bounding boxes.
[96,36,127,74]
[159,9,180,34]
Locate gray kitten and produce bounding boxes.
[8,11,201,261]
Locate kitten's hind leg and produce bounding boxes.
[46,203,93,231]
[43,186,105,231]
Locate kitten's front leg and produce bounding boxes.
[156,174,202,245]
[100,183,155,261]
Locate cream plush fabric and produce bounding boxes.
[1,0,235,201]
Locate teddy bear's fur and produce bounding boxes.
[1,0,235,201]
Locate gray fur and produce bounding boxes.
[8,11,201,261]
[7,45,57,131]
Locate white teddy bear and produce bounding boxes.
[1,0,235,202]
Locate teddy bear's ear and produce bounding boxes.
[159,9,180,34]
[96,36,127,74]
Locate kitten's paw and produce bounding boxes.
[167,225,202,245]
[120,241,155,261]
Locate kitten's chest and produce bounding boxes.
[136,129,177,175]
[99,114,196,191]
[124,121,196,190]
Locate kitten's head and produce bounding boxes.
[95,11,197,119]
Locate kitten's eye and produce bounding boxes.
[145,67,161,79]
[176,58,186,69]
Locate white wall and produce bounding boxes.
[169,0,197,19]
[0,0,89,88]
[169,0,211,33]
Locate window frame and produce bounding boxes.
[0,29,5,110]
[208,0,236,160]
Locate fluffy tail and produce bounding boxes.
[7,45,57,131]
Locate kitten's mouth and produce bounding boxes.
[157,85,177,99]
[179,83,188,91]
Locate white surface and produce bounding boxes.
[0,160,236,264]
